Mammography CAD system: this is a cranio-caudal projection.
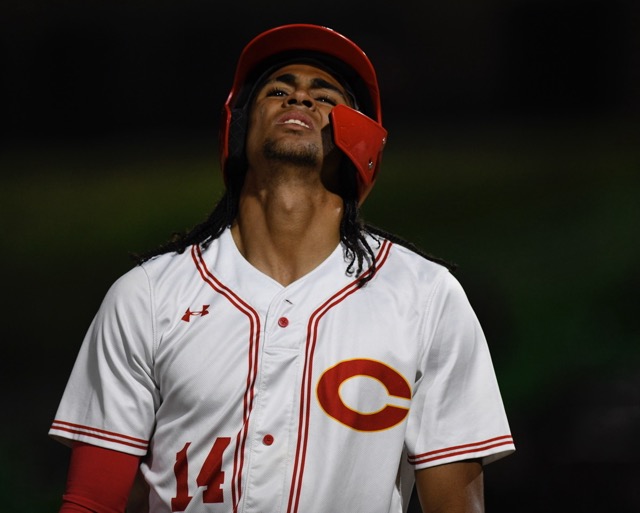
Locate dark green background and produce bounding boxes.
[2,0,639,511]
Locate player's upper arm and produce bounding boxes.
[414,460,484,513]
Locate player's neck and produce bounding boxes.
[231,179,343,287]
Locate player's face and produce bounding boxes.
[245,63,351,171]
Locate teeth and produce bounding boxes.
[284,119,309,128]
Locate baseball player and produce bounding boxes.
[50,24,514,513]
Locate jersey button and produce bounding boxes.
[277,317,289,328]
[263,434,274,446]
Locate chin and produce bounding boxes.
[263,139,321,168]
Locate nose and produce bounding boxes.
[285,89,315,109]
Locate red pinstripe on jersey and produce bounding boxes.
[49,420,149,451]
[287,239,393,513]
[191,244,261,513]
[408,435,515,465]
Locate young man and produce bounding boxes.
[50,24,514,513]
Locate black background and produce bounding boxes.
[2,0,639,511]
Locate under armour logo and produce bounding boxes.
[182,305,210,322]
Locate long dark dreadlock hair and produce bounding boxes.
[133,161,382,285]
[134,55,455,283]
[133,161,456,287]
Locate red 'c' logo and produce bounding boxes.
[316,359,411,432]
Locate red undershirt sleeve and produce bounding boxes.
[59,442,141,513]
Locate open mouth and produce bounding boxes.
[278,112,314,130]
[283,118,310,129]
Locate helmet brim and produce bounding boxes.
[227,24,381,122]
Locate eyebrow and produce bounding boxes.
[267,73,349,102]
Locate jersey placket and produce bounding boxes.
[240,289,304,513]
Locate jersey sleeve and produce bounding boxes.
[404,270,515,469]
[49,266,159,456]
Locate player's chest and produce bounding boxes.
[153,282,423,408]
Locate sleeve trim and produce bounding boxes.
[50,420,149,452]
[408,435,514,465]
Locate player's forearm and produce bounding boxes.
[415,460,484,513]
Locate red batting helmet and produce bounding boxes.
[220,24,387,203]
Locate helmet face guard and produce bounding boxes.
[220,24,387,203]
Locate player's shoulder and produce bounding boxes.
[386,243,456,294]
[106,247,198,298]
[386,240,448,271]
[364,232,472,321]
[367,228,454,284]
[137,246,193,276]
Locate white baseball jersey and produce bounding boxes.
[50,227,514,513]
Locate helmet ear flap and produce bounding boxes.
[330,104,387,204]
[221,106,249,189]
[228,107,249,162]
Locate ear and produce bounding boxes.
[330,104,387,203]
